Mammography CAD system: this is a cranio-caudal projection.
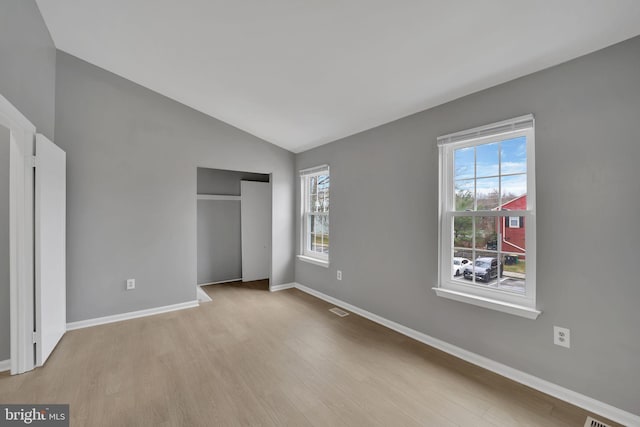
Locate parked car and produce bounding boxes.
[452,257,471,277]
[463,257,503,282]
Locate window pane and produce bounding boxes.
[309,214,316,252]
[466,251,501,286]
[500,239,525,295]
[310,176,317,195]
[453,248,473,261]
[476,142,499,178]
[500,211,526,288]
[501,174,527,203]
[323,216,329,253]
[314,216,322,252]
[317,183,328,212]
[309,174,329,214]
[310,193,317,212]
[454,147,474,180]
[314,191,323,213]
[453,216,473,248]
[452,250,472,281]
[499,253,526,294]
[475,177,499,210]
[455,180,474,211]
[317,174,329,192]
[475,216,498,252]
[501,136,527,175]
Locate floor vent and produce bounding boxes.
[584,416,611,427]
[329,307,349,317]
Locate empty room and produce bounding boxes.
[1,1,639,426]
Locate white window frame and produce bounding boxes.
[297,165,330,268]
[509,216,520,228]
[433,115,540,319]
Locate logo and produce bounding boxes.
[0,405,68,426]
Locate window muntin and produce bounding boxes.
[438,116,536,311]
[454,135,527,212]
[301,166,329,261]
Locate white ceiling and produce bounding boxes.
[36,1,640,153]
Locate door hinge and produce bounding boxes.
[32,331,38,344]
[31,156,37,168]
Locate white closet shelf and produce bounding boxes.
[197,194,241,201]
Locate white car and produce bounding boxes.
[452,257,471,277]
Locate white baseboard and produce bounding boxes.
[270,282,296,292]
[196,286,213,303]
[198,279,242,286]
[66,300,199,331]
[293,283,639,427]
[0,359,10,372]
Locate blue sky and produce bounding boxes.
[454,136,527,201]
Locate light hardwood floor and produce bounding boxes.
[0,281,620,426]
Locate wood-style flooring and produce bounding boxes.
[0,280,620,426]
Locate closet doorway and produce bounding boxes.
[196,168,271,293]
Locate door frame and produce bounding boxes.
[194,167,273,293]
[0,94,36,374]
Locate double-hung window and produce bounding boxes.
[434,115,540,319]
[299,165,330,267]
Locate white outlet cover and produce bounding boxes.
[126,279,135,290]
[554,326,570,348]
[337,270,342,280]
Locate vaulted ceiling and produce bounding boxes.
[36,0,640,152]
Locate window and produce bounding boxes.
[298,165,330,267]
[434,115,539,319]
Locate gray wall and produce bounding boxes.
[196,168,269,285]
[55,52,295,322]
[0,0,56,140]
[197,201,241,284]
[295,36,640,414]
[0,127,10,361]
[0,0,56,362]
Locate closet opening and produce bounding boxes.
[196,167,271,300]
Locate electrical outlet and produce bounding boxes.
[337,270,342,281]
[554,326,570,348]
[126,279,136,290]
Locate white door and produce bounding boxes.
[240,181,271,282]
[35,134,66,366]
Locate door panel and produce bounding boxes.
[240,181,271,282]
[35,134,66,366]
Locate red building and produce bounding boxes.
[497,195,526,256]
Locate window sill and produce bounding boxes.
[432,287,541,319]
[297,255,329,268]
